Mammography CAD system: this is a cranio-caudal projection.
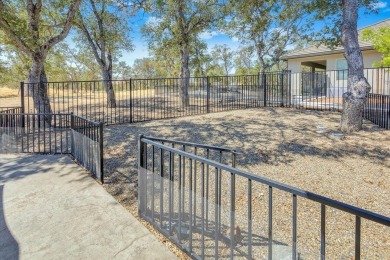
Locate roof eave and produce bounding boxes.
[281,46,374,61]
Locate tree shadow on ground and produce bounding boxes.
[102,108,390,212]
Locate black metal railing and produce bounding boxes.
[0,107,22,113]
[289,68,390,112]
[0,113,71,154]
[364,93,390,129]
[138,136,390,259]
[71,113,104,182]
[20,68,390,129]
[0,112,104,182]
[21,74,286,125]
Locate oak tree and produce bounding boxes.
[75,0,133,107]
[305,0,376,132]
[143,0,225,106]
[0,0,82,113]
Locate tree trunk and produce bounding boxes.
[340,0,371,132]
[180,43,190,107]
[102,68,116,108]
[27,59,52,115]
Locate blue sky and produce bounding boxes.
[120,1,390,66]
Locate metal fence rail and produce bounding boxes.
[138,136,390,259]
[0,112,104,182]
[0,107,22,113]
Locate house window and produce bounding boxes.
[336,59,348,80]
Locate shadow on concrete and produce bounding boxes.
[0,185,19,260]
[0,154,53,184]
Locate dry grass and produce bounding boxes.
[102,107,390,259]
[0,87,19,98]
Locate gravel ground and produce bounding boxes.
[102,107,389,259]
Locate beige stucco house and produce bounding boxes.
[281,18,390,98]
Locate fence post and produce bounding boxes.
[139,134,145,169]
[99,121,104,183]
[138,134,145,217]
[280,72,284,107]
[206,76,210,113]
[287,70,292,107]
[70,112,75,155]
[20,81,25,128]
[129,78,133,123]
[263,73,267,107]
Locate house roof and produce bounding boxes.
[281,18,390,60]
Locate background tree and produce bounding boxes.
[143,0,225,106]
[0,0,82,113]
[225,0,303,72]
[191,39,211,77]
[148,44,181,78]
[131,57,167,78]
[362,27,390,67]
[75,0,133,107]
[234,46,257,75]
[211,44,234,75]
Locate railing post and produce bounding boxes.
[321,204,326,260]
[355,216,361,260]
[99,121,104,183]
[263,73,267,107]
[287,70,292,107]
[70,112,75,155]
[280,72,284,107]
[139,134,145,168]
[20,81,25,128]
[206,76,210,113]
[138,134,144,217]
[130,78,133,123]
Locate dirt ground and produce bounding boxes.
[102,107,390,259]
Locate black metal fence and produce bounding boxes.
[20,68,390,129]
[364,93,390,129]
[21,74,287,125]
[0,113,71,154]
[0,112,104,182]
[138,136,390,259]
[71,114,104,182]
[0,107,22,113]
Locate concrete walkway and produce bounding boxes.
[0,154,176,260]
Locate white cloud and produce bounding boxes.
[199,30,220,40]
[372,1,388,9]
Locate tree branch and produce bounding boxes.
[0,3,32,55]
[45,0,82,50]
[27,0,42,42]
[78,13,104,68]
[90,0,106,65]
